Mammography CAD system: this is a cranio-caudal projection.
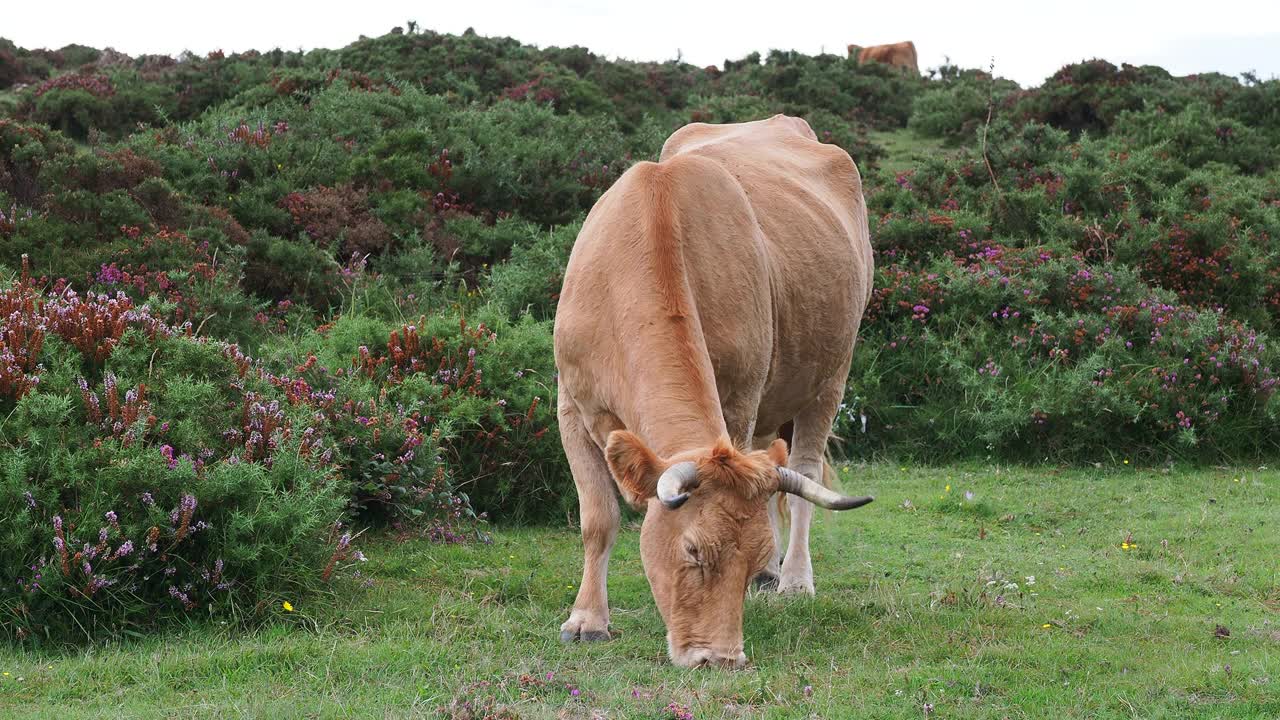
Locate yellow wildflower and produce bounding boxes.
[282,601,294,612]
[945,484,951,493]
[1123,459,1130,465]
[1042,623,1052,629]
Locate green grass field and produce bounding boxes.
[868,129,951,175]
[2,464,1276,719]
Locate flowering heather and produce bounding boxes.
[33,73,115,97]
[844,119,1280,459]
[0,204,34,236]
[225,120,278,149]
[0,258,46,401]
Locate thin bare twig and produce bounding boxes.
[980,57,1004,200]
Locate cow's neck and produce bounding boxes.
[635,397,726,460]
[622,314,728,459]
[616,171,730,459]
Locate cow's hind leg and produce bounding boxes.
[558,395,619,643]
[779,385,844,595]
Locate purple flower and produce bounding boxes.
[96,264,124,285]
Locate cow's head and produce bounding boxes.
[605,431,872,668]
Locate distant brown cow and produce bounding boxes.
[553,115,875,667]
[850,41,918,74]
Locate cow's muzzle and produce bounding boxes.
[670,646,748,669]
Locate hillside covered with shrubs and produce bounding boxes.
[1,26,1278,641]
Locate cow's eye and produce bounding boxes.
[685,543,701,564]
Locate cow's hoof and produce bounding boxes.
[560,628,611,643]
[752,571,779,591]
[778,578,815,595]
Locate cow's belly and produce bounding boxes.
[752,301,860,432]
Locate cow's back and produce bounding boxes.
[858,41,919,73]
[659,115,873,430]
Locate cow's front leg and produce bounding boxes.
[558,397,618,642]
[779,488,817,594]
[753,493,784,591]
[779,386,845,595]
[748,431,786,590]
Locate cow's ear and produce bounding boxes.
[767,438,789,467]
[606,430,661,501]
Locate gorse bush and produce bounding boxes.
[0,265,349,642]
[845,119,1280,460]
[487,220,582,322]
[846,248,1279,458]
[282,307,564,522]
[908,67,1020,143]
[0,255,558,641]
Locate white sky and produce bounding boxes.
[6,0,1280,86]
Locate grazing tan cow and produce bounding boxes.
[851,41,919,74]
[553,114,875,668]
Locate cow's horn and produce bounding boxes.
[656,462,699,510]
[777,467,874,510]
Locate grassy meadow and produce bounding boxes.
[2,463,1275,719]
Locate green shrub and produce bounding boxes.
[0,263,521,641]
[281,306,567,522]
[1111,103,1278,174]
[0,277,348,642]
[846,114,1280,461]
[487,219,582,321]
[909,70,1018,142]
[441,100,631,225]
